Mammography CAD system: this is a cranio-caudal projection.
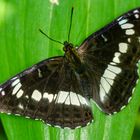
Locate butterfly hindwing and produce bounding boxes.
[0,57,93,128]
[78,8,140,114]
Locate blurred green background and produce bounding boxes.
[0,0,140,140]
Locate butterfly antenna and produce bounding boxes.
[68,7,74,42]
[39,29,64,45]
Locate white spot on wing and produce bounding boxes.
[113,112,117,114]
[56,91,89,106]
[11,77,18,80]
[70,92,80,106]
[110,62,117,65]
[121,23,134,29]
[25,95,29,99]
[128,38,131,42]
[57,91,69,104]
[101,34,108,42]
[43,92,54,102]
[103,68,116,79]
[1,91,5,96]
[113,52,121,63]
[35,118,39,121]
[31,90,42,101]
[121,106,125,110]
[128,96,132,103]
[16,89,24,98]
[76,126,81,129]
[77,94,89,106]
[137,37,140,43]
[118,19,128,25]
[119,43,128,53]
[135,14,139,19]
[117,16,123,21]
[15,114,20,116]
[38,69,43,78]
[125,29,135,35]
[132,87,135,93]
[133,9,139,13]
[7,113,11,115]
[12,83,22,95]
[107,65,122,74]
[100,77,110,93]
[106,78,114,85]
[18,103,24,109]
[65,96,70,105]
[99,83,106,102]
[12,79,20,87]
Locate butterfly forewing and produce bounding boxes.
[0,57,63,116]
[78,8,140,114]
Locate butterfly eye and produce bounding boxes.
[63,46,66,52]
[64,41,69,46]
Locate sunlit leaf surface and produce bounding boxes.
[0,0,140,140]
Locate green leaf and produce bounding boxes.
[0,0,140,140]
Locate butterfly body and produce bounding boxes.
[63,41,85,74]
[0,7,140,129]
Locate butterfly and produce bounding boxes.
[0,7,140,129]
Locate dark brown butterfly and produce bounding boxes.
[0,7,140,129]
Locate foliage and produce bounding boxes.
[0,0,140,140]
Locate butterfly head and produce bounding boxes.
[63,41,74,52]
